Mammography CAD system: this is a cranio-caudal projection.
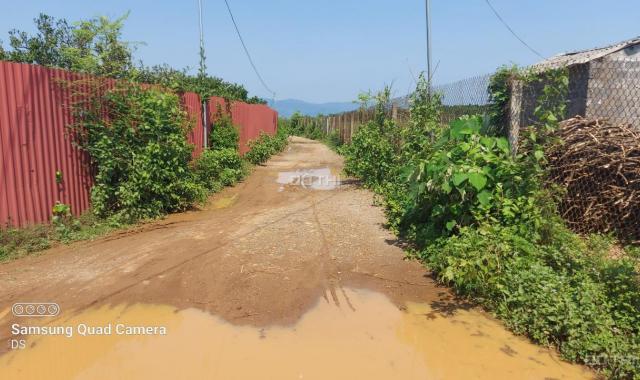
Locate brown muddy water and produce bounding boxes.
[0,288,592,380]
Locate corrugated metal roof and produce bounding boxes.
[532,36,640,70]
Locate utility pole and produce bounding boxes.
[198,0,206,78]
[197,0,208,148]
[425,0,432,94]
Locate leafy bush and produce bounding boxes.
[404,116,544,244]
[193,148,246,192]
[73,82,206,222]
[244,131,288,165]
[343,122,396,188]
[285,112,324,139]
[342,86,399,189]
[340,70,640,378]
[209,114,240,151]
[422,223,640,378]
[50,202,82,240]
[134,64,266,103]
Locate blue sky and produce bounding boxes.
[1,1,638,103]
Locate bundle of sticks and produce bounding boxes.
[547,116,640,244]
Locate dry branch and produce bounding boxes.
[547,116,640,244]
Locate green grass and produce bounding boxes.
[0,212,126,262]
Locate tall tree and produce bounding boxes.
[7,14,72,66]
[3,13,133,78]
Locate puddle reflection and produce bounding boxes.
[0,288,592,379]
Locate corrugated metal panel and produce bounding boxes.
[207,96,278,154]
[0,61,205,227]
[532,37,640,71]
[0,60,276,227]
[0,61,94,227]
[182,92,204,158]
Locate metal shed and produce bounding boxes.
[508,37,640,150]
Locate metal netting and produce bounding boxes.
[432,74,491,124]
[513,57,640,242]
[317,51,640,242]
[547,117,640,243]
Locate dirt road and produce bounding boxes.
[0,137,593,379]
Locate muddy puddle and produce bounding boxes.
[277,168,341,191]
[0,288,592,379]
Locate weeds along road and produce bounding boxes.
[0,137,436,337]
[0,137,593,379]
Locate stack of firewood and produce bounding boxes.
[547,116,640,244]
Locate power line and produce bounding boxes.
[223,0,276,100]
[483,0,544,59]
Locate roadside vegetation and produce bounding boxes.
[244,131,288,165]
[0,13,283,262]
[281,112,343,150]
[336,71,639,379]
[0,84,285,262]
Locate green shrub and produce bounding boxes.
[285,112,324,139]
[422,223,640,378]
[72,82,206,222]
[245,131,287,165]
[342,86,399,190]
[193,148,245,192]
[209,114,240,151]
[343,122,395,189]
[135,64,266,103]
[404,116,544,244]
[340,70,640,378]
[303,122,323,140]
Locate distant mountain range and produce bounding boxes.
[271,99,359,118]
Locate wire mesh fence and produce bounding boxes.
[307,48,640,242]
[509,57,640,148]
[433,74,492,124]
[529,57,640,243]
[304,73,494,137]
[432,56,640,242]
[548,117,640,244]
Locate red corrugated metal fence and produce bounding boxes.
[207,96,278,154]
[0,61,278,227]
[0,61,95,227]
[182,92,205,158]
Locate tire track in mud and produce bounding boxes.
[74,192,344,308]
[0,191,344,343]
[310,191,356,312]
[0,137,437,348]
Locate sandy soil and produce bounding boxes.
[0,137,452,348]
